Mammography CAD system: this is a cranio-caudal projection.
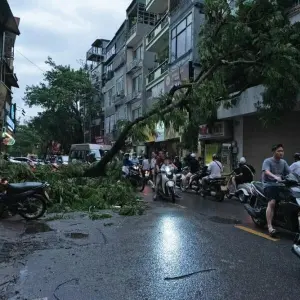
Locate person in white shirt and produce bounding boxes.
[142,155,150,172]
[202,154,223,190]
[290,153,300,176]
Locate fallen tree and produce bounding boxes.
[84,0,300,176]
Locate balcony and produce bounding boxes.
[146,0,168,13]
[125,90,142,103]
[105,104,115,117]
[127,22,154,47]
[127,58,143,73]
[289,1,300,19]
[145,14,169,52]
[86,47,103,62]
[114,91,125,106]
[146,59,168,88]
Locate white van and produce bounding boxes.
[69,143,111,163]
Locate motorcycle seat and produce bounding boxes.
[8,182,44,192]
[209,177,226,182]
[252,181,264,194]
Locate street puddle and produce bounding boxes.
[209,216,241,225]
[64,232,89,239]
[24,222,53,234]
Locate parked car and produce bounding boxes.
[11,157,36,167]
[57,155,69,165]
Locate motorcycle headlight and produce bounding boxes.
[166,171,173,179]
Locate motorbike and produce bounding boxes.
[156,166,176,203]
[180,167,206,193]
[122,165,145,192]
[244,173,300,231]
[226,172,255,203]
[198,167,227,202]
[0,181,50,220]
[177,166,189,189]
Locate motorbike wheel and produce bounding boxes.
[216,192,225,202]
[238,191,248,204]
[170,188,176,203]
[18,194,47,220]
[251,216,266,228]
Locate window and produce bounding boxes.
[132,107,142,120]
[107,63,113,72]
[107,87,115,105]
[116,76,124,94]
[133,45,143,61]
[171,13,192,62]
[106,44,116,60]
[133,74,142,92]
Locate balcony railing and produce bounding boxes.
[87,47,102,56]
[128,24,137,40]
[146,14,169,46]
[146,59,168,85]
[127,58,142,73]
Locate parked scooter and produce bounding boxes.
[156,166,176,203]
[0,180,50,220]
[244,173,300,231]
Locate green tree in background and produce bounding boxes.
[9,124,42,157]
[24,57,96,152]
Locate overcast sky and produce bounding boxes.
[8,0,130,122]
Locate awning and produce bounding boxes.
[0,1,20,35]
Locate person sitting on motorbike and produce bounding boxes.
[153,151,165,200]
[130,153,139,165]
[290,153,300,176]
[262,144,290,237]
[184,153,200,187]
[202,154,223,190]
[232,157,255,188]
[122,153,133,176]
[174,156,182,172]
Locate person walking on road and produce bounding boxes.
[262,144,290,237]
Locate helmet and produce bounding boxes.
[191,153,196,158]
[212,154,218,160]
[294,153,300,161]
[239,157,246,164]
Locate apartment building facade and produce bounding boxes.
[0,0,20,149]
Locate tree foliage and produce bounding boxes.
[85,0,300,176]
[24,57,96,152]
[8,124,42,156]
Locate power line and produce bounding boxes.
[15,49,45,73]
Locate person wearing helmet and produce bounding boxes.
[202,154,223,190]
[290,153,300,176]
[233,157,255,187]
[183,153,200,187]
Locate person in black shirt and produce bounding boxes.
[234,157,255,186]
[174,156,182,172]
[184,153,200,187]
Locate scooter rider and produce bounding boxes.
[290,153,300,176]
[233,157,255,188]
[202,154,223,190]
[184,153,200,187]
[153,151,165,200]
[122,153,133,176]
[262,144,290,237]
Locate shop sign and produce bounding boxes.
[164,62,191,93]
[6,115,15,132]
[199,122,232,140]
[155,122,165,142]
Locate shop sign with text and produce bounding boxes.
[199,122,232,140]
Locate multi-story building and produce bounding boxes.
[102,21,127,144]
[85,38,109,144]
[144,0,204,155]
[0,0,20,149]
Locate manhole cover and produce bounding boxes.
[209,216,241,224]
[24,222,53,234]
[65,232,89,239]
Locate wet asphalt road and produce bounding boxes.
[1,188,300,300]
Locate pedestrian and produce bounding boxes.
[141,155,150,177]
